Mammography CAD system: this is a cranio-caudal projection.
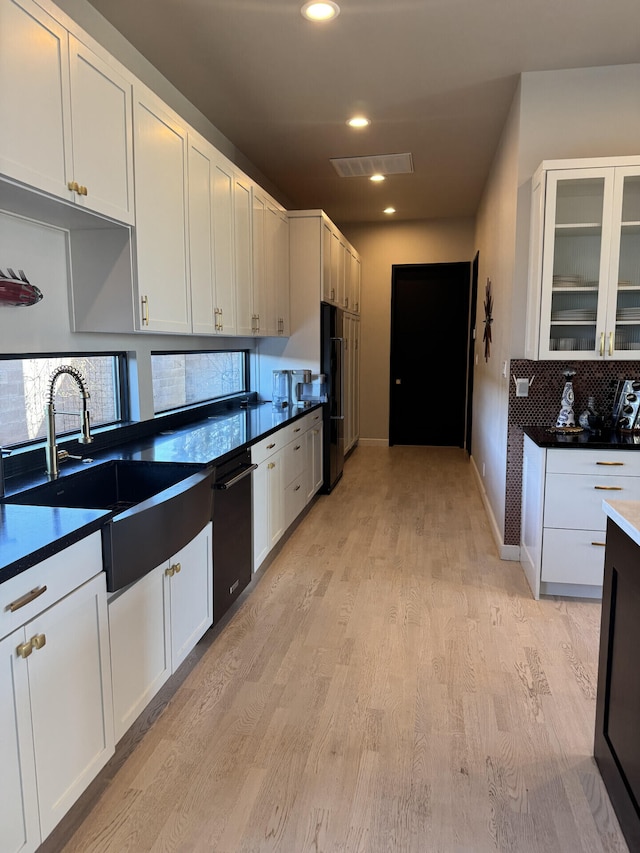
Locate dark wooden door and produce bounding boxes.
[389,262,471,446]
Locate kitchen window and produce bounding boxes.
[0,353,126,448]
[151,350,248,414]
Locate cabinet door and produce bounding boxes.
[212,155,237,335]
[0,628,39,853]
[234,174,254,336]
[252,453,271,571]
[350,253,361,314]
[264,202,283,336]
[27,573,114,839]
[305,418,323,502]
[189,135,217,335]
[169,523,212,671]
[133,89,191,333]
[0,0,71,197]
[108,563,171,743]
[68,36,134,224]
[267,449,285,549]
[604,168,640,358]
[252,188,267,335]
[538,168,614,359]
[275,209,290,335]
[322,221,333,302]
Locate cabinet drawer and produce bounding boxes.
[541,527,605,586]
[251,431,285,465]
[544,473,640,530]
[546,449,640,476]
[283,434,305,486]
[0,532,103,640]
[281,417,307,445]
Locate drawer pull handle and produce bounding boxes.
[294,427,301,433]
[7,585,47,613]
[596,461,624,466]
[594,485,623,490]
[591,541,606,547]
[31,633,46,650]
[267,443,276,449]
[294,444,301,451]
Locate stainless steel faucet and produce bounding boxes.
[45,365,93,480]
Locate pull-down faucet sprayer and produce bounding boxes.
[45,365,93,480]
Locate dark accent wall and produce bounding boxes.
[505,359,640,546]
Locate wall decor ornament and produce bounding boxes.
[483,277,493,361]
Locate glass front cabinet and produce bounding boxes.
[525,158,640,360]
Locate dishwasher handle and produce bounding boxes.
[213,462,258,490]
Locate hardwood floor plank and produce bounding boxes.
[52,446,628,853]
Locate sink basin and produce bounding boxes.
[4,459,215,592]
[5,459,203,512]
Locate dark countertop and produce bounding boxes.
[0,402,321,584]
[523,425,640,449]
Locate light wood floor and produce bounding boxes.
[53,446,628,853]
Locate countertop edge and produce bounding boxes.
[603,499,640,548]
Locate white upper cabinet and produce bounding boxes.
[211,153,238,335]
[133,85,191,334]
[67,35,134,223]
[188,133,217,335]
[0,0,70,198]
[0,0,134,224]
[526,157,640,360]
[234,173,254,336]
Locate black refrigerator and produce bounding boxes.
[321,301,345,493]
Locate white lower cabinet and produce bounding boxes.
[521,437,640,598]
[0,533,113,853]
[108,522,212,743]
[252,411,323,572]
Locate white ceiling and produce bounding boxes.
[83,0,640,224]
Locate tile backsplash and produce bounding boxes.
[505,358,640,546]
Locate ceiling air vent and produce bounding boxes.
[330,152,414,178]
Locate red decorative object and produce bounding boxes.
[0,269,43,306]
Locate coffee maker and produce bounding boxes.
[291,370,326,407]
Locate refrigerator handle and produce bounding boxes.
[331,336,345,420]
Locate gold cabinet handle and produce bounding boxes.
[294,427,301,433]
[594,485,623,490]
[67,180,80,193]
[294,484,301,491]
[31,633,46,650]
[173,562,181,574]
[17,640,33,659]
[80,185,88,196]
[597,461,624,466]
[268,462,275,469]
[165,565,175,577]
[8,585,47,612]
[599,332,605,357]
[141,295,149,326]
[267,443,276,449]
[609,331,613,356]
[591,541,606,547]
[294,444,301,451]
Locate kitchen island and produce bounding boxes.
[595,499,640,851]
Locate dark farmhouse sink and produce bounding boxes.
[4,459,214,592]
[6,459,203,512]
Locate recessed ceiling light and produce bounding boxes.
[384,207,396,214]
[347,116,370,129]
[301,1,340,21]
[370,174,385,182]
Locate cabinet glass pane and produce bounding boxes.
[548,178,604,353]
[615,176,640,351]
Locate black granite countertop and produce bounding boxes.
[0,402,321,584]
[523,425,640,449]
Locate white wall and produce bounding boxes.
[471,87,521,548]
[338,219,476,444]
[0,212,255,423]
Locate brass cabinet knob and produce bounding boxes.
[173,563,181,574]
[17,640,33,659]
[32,633,46,650]
[165,565,175,577]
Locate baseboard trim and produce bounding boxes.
[358,438,389,447]
[470,455,521,562]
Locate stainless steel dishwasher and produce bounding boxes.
[212,448,257,623]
